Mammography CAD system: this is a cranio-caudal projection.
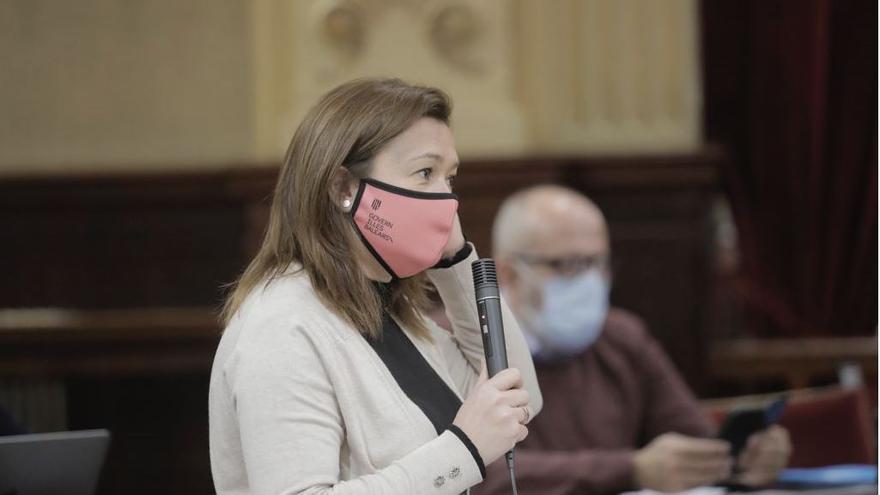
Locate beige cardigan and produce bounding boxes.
[209,247,543,494]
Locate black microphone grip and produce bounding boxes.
[472,259,520,495]
[471,259,508,377]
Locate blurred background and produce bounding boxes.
[0,0,875,493]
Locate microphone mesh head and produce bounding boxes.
[471,259,497,286]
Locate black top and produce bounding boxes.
[364,243,485,478]
[367,311,462,435]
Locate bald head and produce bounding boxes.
[492,185,608,259]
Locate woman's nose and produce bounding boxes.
[428,180,452,194]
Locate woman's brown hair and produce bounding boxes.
[220,78,452,339]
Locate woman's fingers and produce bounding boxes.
[487,367,523,391]
[499,388,530,408]
[477,360,488,385]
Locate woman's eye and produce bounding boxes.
[417,168,432,180]
[446,175,456,188]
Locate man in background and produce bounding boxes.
[474,185,791,494]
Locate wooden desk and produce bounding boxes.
[710,337,878,390]
[0,307,220,377]
[0,307,221,495]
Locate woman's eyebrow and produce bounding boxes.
[409,152,443,163]
[409,152,460,170]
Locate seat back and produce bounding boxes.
[703,387,875,467]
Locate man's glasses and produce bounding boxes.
[515,253,611,276]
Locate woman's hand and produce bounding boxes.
[441,213,465,259]
[452,363,531,465]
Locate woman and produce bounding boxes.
[209,78,542,494]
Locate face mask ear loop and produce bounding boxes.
[511,258,548,313]
[512,258,540,286]
[347,180,401,281]
[508,259,548,358]
[347,180,367,219]
[603,260,615,289]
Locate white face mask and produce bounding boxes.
[514,264,611,361]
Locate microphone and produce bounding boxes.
[471,259,509,377]
[472,259,519,495]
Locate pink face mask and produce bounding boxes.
[350,178,459,279]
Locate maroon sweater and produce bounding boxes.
[473,308,714,495]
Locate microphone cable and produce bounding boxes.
[506,451,518,495]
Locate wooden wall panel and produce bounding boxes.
[0,153,723,385]
[0,173,250,309]
[452,152,723,390]
[0,151,723,493]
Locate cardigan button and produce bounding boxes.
[433,475,446,488]
[448,467,461,479]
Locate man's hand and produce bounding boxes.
[633,432,733,492]
[734,425,791,487]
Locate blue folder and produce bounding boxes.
[779,464,878,486]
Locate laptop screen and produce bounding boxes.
[0,429,110,495]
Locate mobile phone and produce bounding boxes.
[717,396,788,457]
